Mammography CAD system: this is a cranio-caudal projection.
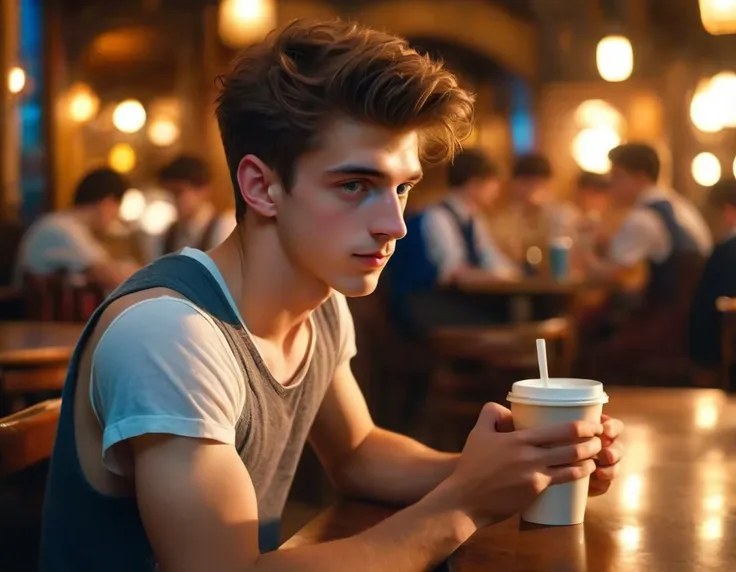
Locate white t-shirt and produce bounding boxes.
[90,248,357,476]
[609,187,713,268]
[15,211,110,282]
[421,195,519,281]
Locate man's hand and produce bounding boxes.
[589,414,624,497]
[437,403,603,529]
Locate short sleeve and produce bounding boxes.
[608,210,661,268]
[91,296,245,476]
[333,293,357,366]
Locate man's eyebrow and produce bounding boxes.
[326,164,423,182]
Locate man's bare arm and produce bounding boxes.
[132,434,474,572]
[309,360,458,506]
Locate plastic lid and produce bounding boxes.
[507,378,609,407]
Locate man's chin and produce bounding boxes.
[330,273,381,298]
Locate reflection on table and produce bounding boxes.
[284,387,736,572]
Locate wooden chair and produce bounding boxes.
[423,318,576,449]
[0,398,61,478]
[0,399,61,571]
[23,271,105,323]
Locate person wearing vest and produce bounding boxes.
[388,149,518,336]
[40,20,623,572]
[155,155,236,257]
[689,178,736,389]
[582,143,712,367]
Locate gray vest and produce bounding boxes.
[41,254,339,571]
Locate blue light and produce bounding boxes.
[509,76,535,154]
[18,0,45,221]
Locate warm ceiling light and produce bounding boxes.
[68,82,100,123]
[109,143,137,173]
[572,127,621,174]
[574,99,624,130]
[596,35,634,82]
[112,99,146,133]
[8,66,26,94]
[148,118,180,147]
[218,0,276,48]
[699,0,736,35]
[140,199,177,235]
[691,152,721,187]
[119,188,147,221]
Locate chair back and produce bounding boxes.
[23,271,105,322]
[0,398,61,478]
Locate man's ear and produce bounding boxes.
[236,154,280,217]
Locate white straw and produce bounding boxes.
[536,338,549,388]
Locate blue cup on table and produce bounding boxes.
[548,237,572,281]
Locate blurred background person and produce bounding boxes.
[689,178,736,390]
[581,143,712,369]
[14,168,139,290]
[147,155,236,259]
[388,148,518,337]
[491,153,579,274]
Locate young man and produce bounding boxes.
[422,148,519,285]
[153,155,236,257]
[582,143,712,364]
[15,168,139,289]
[587,143,712,297]
[388,148,518,334]
[41,20,623,572]
[689,178,736,384]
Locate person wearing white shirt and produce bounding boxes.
[421,154,519,284]
[388,149,518,336]
[588,143,712,302]
[581,143,712,374]
[15,168,139,289]
[150,156,236,259]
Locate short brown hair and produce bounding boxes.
[512,154,552,179]
[608,143,660,182]
[215,19,475,219]
[158,155,211,188]
[447,148,499,188]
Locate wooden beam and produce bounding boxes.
[353,0,538,79]
[1,0,20,221]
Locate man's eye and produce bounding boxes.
[397,183,413,196]
[341,181,367,194]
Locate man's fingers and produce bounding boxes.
[520,420,603,447]
[476,402,514,433]
[540,437,602,467]
[547,459,597,485]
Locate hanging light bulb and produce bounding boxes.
[699,0,736,36]
[68,82,100,123]
[7,66,26,94]
[112,99,146,134]
[709,72,736,128]
[596,35,634,82]
[572,127,622,174]
[692,152,721,187]
[218,0,277,48]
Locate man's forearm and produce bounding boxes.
[261,482,473,571]
[335,428,459,506]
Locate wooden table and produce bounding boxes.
[284,387,736,571]
[452,276,608,323]
[454,276,594,296]
[0,322,82,367]
[0,322,82,404]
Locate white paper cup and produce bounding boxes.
[507,378,609,526]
